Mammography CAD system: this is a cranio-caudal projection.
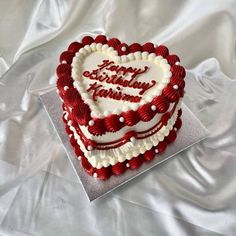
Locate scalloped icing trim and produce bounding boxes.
[71,43,172,118]
[66,101,181,169]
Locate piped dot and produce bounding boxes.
[175,61,180,65]
[126,163,130,168]
[119,117,125,122]
[130,137,136,143]
[121,46,126,52]
[173,84,179,90]
[155,149,159,154]
[62,60,67,64]
[64,86,69,91]
[88,145,93,151]
[78,156,82,160]
[93,172,98,178]
[88,120,94,126]
[151,105,156,111]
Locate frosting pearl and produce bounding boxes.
[93,172,98,178]
[175,61,180,65]
[173,84,179,90]
[88,145,93,151]
[130,137,136,143]
[77,156,82,160]
[126,163,130,168]
[64,86,69,91]
[155,149,159,153]
[88,120,95,126]
[121,46,126,52]
[119,117,125,122]
[151,105,156,111]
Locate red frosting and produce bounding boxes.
[88,118,106,136]
[105,114,124,132]
[68,42,83,53]
[144,149,155,161]
[128,155,144,169]
[63,88,81,107]
[96,167,112,180]
[81,156,94,176]
[152,96,169,113]
[156,141,167,153]
[56,76,73,90]
[82,36,94,45]
[116,43,129,56]
[171,65,186,78]
[155,45,169,57]
[56,64,71,77]
[162,85,180,103]
[107,38,121,48]
[166,129,177,143]
[123,110,140,126]
[59,51,74,64]
[129,43,142,52]
[95,35,107,44]
[166,55,180,65]
[72,102,91,125]
[142,42,155,53]
[111,162,126,175]
[138,103,156,122]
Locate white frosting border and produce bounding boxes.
[71,43,172,118]
[65,102,181,169]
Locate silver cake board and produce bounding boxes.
[40,89,208,202]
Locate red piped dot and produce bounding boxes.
[82,36,94,45]
[156,141,167,153]
[129,43,142,52]
[59,51,74,64]
[69,136,77,147]
[56,64,71,77]
[144,149,155,161]
[111,162,126,175]
[68,42,83,53]
[142,42,155,53]
[74,146,83,157]
[81,156,94,176]
[107,38,121,48]
[96,167,112,180]
[155,45,169,57]
[166,130,177,143]
[178,109,182,117]
[95,35,107,44]
[128,155,143,170]
[166,55,180,65]
[174,118,182,130]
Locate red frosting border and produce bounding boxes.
[65,108,182,180]
[56,35,186,139]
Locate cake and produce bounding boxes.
[56,35,186,180]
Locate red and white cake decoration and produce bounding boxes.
[56,35,186,180]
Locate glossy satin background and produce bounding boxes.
[0,0,236,235]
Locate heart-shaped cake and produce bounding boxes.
[56,35,186,180]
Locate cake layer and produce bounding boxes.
[64,102,181,169]
[71,44,172,118]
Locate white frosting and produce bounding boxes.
[65,102,181,169]
[71,43,172,118]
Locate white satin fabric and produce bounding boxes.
[1,0,236,235]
